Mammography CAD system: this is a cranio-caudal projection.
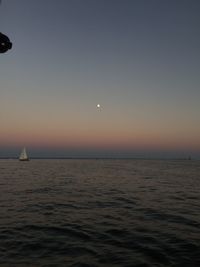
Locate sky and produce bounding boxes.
[0,0,200,158]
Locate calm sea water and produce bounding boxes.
[0,159,199,267]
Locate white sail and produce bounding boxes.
[19,147,29,161]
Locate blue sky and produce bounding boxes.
[1,0,200,158]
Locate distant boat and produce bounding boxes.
[19,147,29,161]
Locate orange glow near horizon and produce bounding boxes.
[1,125,200,153]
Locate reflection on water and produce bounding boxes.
[0,159,200,266]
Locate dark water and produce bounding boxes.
[0,159,200,267]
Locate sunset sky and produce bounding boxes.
[1,0,200,158]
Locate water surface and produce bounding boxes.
[0,159,200,266]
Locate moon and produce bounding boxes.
[97,104,101,108]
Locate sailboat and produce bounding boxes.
[19,147,29,161]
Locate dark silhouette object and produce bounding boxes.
[0,32,12,53]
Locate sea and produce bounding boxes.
[0,159,199,267]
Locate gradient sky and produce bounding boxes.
[1,0,200,158]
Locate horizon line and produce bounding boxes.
[0,156,197,160]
